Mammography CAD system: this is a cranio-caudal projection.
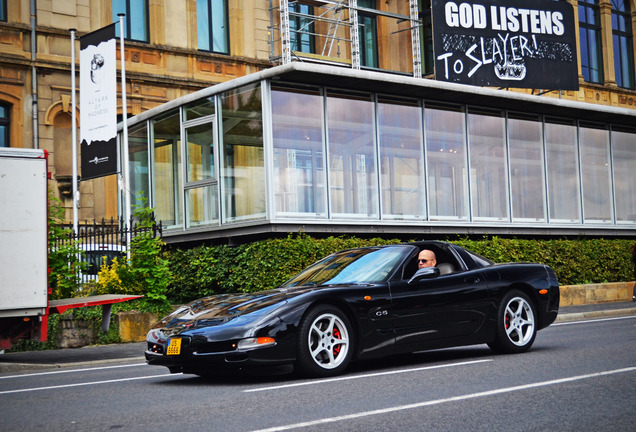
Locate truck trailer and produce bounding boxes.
[0,147,140,350]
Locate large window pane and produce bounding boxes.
[468,109,508,221]
[221,83,265,222]
[184,97,215,122]
[425,103,468,220]
[326,92,378,218]
[545,119,580,223]
[508,114,546,222]
[289,3,315,53]
[152,111,182,227]
[612,0,635,89]
[129,123,149,209]
[580,123,612,223]
[113,0,148,42]
[197,0,229,54]
[184,121,218,228]
[186,185,218,228]
[0,103,9,147]
[271,86,326,217]
[358,0,378,68]
[186,123,215,183]
[579,0,604,83]
[612,127,636,223]
[378,98,425,219]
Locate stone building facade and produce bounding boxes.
[0,0,634,227]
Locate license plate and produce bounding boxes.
[166,338,181,355]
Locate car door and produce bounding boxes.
[388,265,490,348]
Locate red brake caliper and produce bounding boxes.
[332,327,341,356]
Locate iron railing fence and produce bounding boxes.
[52,216,163,283]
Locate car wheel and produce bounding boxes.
[488,290,537,354]
[296,305,353,377]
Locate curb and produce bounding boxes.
[554,307,636,323]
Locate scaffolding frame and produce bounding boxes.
[269,0,423,77]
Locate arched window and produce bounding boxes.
[0,103,9,147]
[612,0,635,89]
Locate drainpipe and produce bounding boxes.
[30,0,38,149]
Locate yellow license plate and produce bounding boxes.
[166,338,181,355]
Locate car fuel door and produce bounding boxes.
[388,268,490,347]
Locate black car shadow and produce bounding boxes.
[152,345,496,387]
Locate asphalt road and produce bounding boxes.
[1,315,635,432]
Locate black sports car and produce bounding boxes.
[145,241,559,377]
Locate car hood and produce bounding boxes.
[151,286,317,332]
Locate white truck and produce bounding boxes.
[0,148,49,350]
[0,147,140,350]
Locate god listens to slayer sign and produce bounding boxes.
[431,0,579,90]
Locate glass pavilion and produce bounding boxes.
[119,63,636,244]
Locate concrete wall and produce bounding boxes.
[559,281,635,306]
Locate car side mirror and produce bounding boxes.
[408,267,440,284]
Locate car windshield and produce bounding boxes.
[281,246,411,287]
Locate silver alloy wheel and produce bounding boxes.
[307,312,350,370]
[504,296,536,346]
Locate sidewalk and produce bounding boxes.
[1,301,635,374]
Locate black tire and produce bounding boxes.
[488,290,537,354]
[296,305,353,377]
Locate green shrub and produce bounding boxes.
[165,234,635,304]
[96,199,172,315]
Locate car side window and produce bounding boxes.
[402,255,419,280]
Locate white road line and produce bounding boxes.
[249,366,636,432]
[0,372,179,395]
[0,363,148,380]
[553,315,636,326]
[244,359,492,393]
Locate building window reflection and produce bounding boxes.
[197,0,229,54]
[508,113,546,222]
[221,83,265,222]
[271,86,326,217]
[545,118,581,223]
[468,108,508,221]
[151,111,182,227]
[378,97,425,219]
[579,123,612,223]
[425,103,468,220]
[612,126,636,223]
[112,0,149,43]
[326,91,378,218]
[611,0,635,89]
[0,103,9,147]
[579,0,604,84]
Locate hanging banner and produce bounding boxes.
[432,0,579,90]
[80,23,118,180]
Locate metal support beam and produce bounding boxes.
[410,0,422,78]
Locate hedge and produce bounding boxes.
[165,235,635,304]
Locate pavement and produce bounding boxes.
[1,301,635,374]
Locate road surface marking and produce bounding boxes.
[0,372,178,395]
[249,366,636,432]
[244,359,492,393]
[0,363,148,380]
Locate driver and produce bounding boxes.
[417,249,437,269]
